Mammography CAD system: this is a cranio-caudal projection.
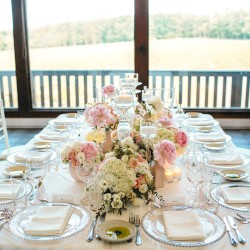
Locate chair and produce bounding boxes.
[0,99,24,160]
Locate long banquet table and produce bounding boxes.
[1,118,250,250]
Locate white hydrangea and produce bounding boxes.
[103,193,112,201]
[133,197,145,206]
[121,155,129,163]
[139,184,148,193]
[121,137,138,151]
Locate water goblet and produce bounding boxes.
[186,160,206,208]
[27,161,47,205]
[76,163,96,209]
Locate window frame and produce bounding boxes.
[5,0,250,119]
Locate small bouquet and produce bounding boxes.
[102,84,115,98]
[61,141,102,169]
[153,139,177,167]
[85,103,118,129]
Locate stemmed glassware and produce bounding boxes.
[115,89,134,141]
[140,120,157,162]
[76,163,96,208]
[186,159,205,208]
[27,161,47,205]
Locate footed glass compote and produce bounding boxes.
[140,120,157,162]
[115,90,134,141]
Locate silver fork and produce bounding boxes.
[234,214,250,224]
[129,213,142,246]
[0,208,13,230]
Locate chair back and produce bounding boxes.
[0,99,10,152]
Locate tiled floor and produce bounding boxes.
[0,129,249,152]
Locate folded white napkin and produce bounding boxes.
[222,186,250,203]
[15,151,51,163]
[39,132,62,141]
[206,152,244,165]
[53,118,75,125]
[24,206,72,236]
[188,118,214,126]
[162,210,206,241]
[196,132,226,142]
[0,184,21,199]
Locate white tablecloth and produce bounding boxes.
[0,123,250,250]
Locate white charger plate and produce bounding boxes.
[0,178,32,205]
[204,142,227,151]
[9,202,90,242]
[197,152,250,170]
[7,149,57,165]
[141,207,225,247]
[190,134,231,144]
[96,219,136,243]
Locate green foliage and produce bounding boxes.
[1,11,250,51]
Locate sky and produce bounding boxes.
[1,0,250,31]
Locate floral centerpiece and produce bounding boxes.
[90,137,160,215]
[61,141,102,181]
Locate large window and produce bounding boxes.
[149,0,250,111]
[0,0,18,109]
[26,0,134,109]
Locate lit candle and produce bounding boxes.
[165,169,174,183]
[140,126,157,137]
[173,167,182,181]
[115,94,133,104]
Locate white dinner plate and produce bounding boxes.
[2,165,30,177]
[220,169,248,181]
[0,178,32,205]
[7,149,57,165]
[190,134,231,144]
[210,182,250,212]
[197,152,250,170]
[30,141,51,149]
[196,126,215,133]
[34,132,67,143]
[141,207,225,247]
[183,119,219,128]
[96,219,136,243]
[9,202,90,242]
[204,142,227,151]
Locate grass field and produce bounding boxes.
[1,38,250,70]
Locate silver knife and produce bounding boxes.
[223,217,238,246]
[228,216,246,244]
[86,216,98,242]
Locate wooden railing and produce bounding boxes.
[0,70,249,109]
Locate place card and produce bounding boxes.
[52,194,73,203]
[164,196,186,207]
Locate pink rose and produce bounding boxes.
[102,84,115,97]
[158,116,173,127]
[176,130,188,147]
[153,139,177,167]
[134,175,146,189]
[128,158,139,168]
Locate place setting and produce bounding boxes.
[6,148,57,165]
[197,151,250,170]
[9,202,90,242]
[141,206,226,247]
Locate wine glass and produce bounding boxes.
[27,161,47,204]
[186,160,205,208]
[76,163,96,208]
[140,120,157,162]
